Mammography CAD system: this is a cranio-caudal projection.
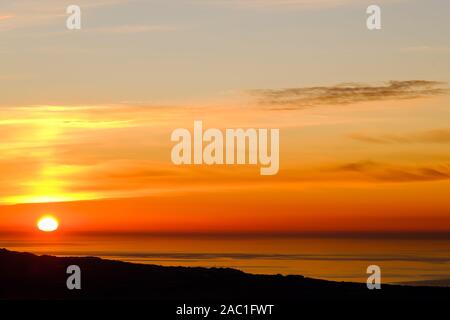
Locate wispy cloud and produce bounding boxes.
[335,161,450,182]
[0,0,133,32]
[251,80,448,110]
[349,128,450,144]
[336,160,378,172]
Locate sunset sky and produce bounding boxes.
[1,0,449,234]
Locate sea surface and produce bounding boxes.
[1,233,449,285]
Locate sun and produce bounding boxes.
[37,215,59,232]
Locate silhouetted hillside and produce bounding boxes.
[0,248,449,300]
[394,279,450,287]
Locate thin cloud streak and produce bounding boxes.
[335,161,450,183]
[0,0,134,32]
[251,80,448,110]
[349,128,450,144]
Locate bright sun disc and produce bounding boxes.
[37,216,59,232]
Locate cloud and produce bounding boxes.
[0,0,133,32]
[349,128,450,144]
[251,80,448,110]
[65,162,180,193]
[335,160,450,182]
[336,160,378,172]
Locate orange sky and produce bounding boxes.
[1,93,449,233]
[1,0,450,235]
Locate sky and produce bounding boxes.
[0,0,449,234]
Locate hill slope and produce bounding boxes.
[0,248,448,300]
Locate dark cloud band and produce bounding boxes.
[251,80,448,109]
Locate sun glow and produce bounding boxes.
[37,216,59,232]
